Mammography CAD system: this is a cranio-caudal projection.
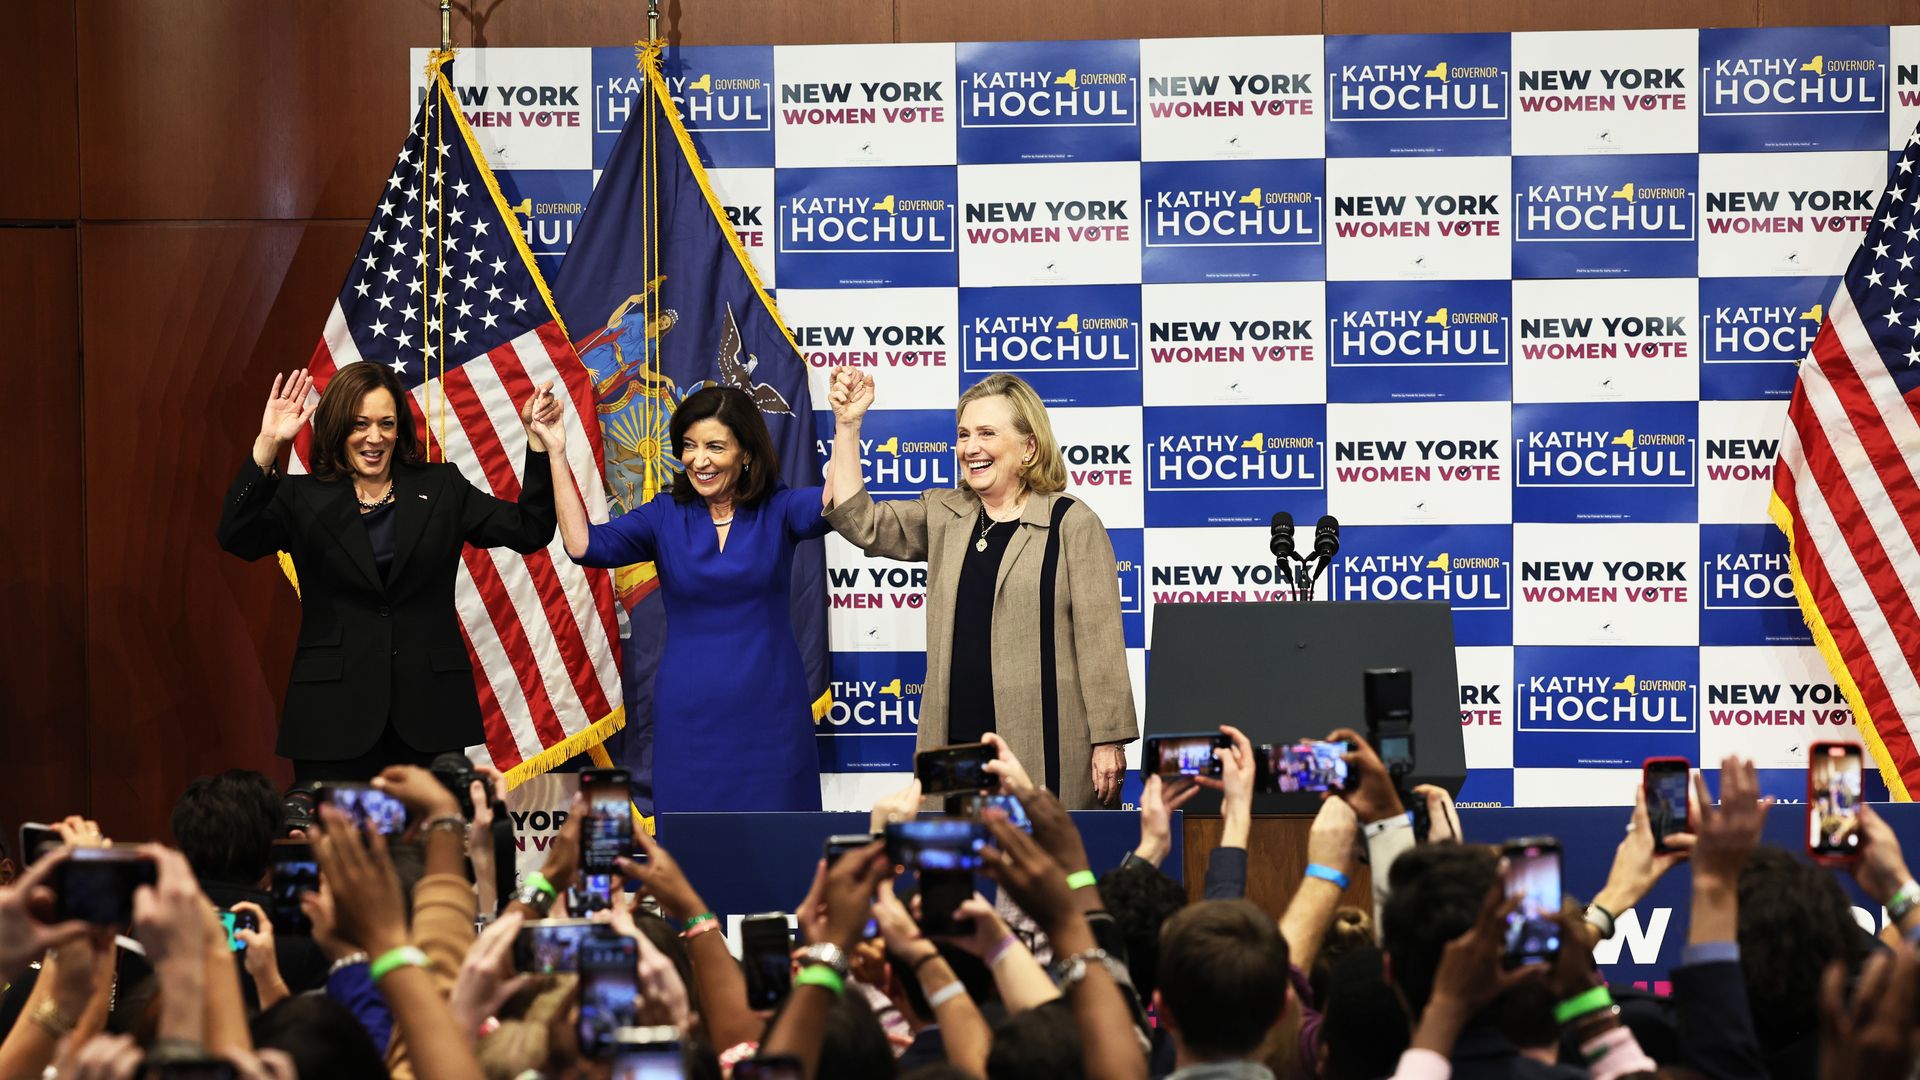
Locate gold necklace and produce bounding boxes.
[974,508,1005,552]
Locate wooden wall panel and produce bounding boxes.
[1759,0,1894,26]
[0,228,86,843]
[79,221,365,840]
[1327,1,1760,35]
[0,0,78,219]
[897,0,1320,43]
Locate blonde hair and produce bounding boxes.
[955,374,1067,495]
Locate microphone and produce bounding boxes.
[1269,511,1295,560]
[1313,515,1341,559]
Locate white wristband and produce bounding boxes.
[1363,811,1413,839]
[925,980,968,1010]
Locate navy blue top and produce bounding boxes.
[575,485,831,812]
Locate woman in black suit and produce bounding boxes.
[218,362,561,781]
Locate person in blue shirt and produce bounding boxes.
[537,385,831,812]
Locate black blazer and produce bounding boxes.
[217,450,556,761]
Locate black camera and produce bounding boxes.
[282,783,320,836]
[431,752,478,820]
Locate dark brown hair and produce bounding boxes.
[308,362,423,482]
[668,385,779,506]
[1157,899,1292,1059]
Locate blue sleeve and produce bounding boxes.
[326,962,394,1053]
[575,500,662,568]
[777,486,832,541]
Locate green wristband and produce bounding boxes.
[368,945,430,983]
[795,963,845,996]
[682,911,717,933]
[1553,984,1614,1025]
[1066,869,1099,890]
[524,871,557,899]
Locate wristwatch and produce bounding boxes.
[1048,947,1113,993]
[797,942,850,978]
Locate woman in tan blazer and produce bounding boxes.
[824,369,1138,808]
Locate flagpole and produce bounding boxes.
[648,0,660,45]
[440,0,452,50]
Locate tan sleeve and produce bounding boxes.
[382,872,478,1080]
[1062,503,1139,746]
[825,487,933,562]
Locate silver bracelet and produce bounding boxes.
[328,951,370,977]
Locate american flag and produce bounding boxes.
[290,53,623,783]
[1771,130,1920,801]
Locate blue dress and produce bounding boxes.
[576,486,831,812]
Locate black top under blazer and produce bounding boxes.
[216,449,556,761]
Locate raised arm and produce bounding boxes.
[822,369,933,561]
[217,368,313,559]
[825,368,872,510]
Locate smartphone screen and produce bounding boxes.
[1501,838,1562,968]
[1643,759,1691,852]
[512,918,599,974]
[54,847,157,925]
[962,793,1033,833]
[268,841,318,935]
[220,909,258,953]
[317,783,409,835]
[1264,740,1350,793]
[578,932,640,1059]
[581,769,633,878]
[884,819,987,872]
[740,913,793,1009]
[1144,734,1227,779]
[915,743,998,795]
[613,1041,685,1080]
[1809,743,1864,858]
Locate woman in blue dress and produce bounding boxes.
[536,385,830,811]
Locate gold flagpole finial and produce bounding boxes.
[440,0,452,51]
[648,0,660,47]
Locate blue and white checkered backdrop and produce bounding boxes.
[412,26,1920,810]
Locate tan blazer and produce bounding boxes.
[827,486,1139,808]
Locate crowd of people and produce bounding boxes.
[4,729,1920,1080]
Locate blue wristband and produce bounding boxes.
[1305,863,1350,890]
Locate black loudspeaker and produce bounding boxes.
[1144,601,1465,814]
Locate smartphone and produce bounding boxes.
[141,1063,240,1080]
[733,1056,805,1080]
[1363,668,1416,777]
[1809,742,1865,863]
[1143,733,1228,780]
[824,833,877,867]
[315,782,409,835]
[1260,740,1352,794]
[1642,757,1692,853]
[512,917,600,974]
[741,912,794,1009]
[915,743,999,796]
[18,823,58,866]
[885,819,988,873]
[581,768,634,878]
[612,1026,685,1080]
[962,793,1033,833]
[267,840,318,935]
[578,930,641,1060]
[220,909,259,953]
[1500,837,1563,968]
[53,847,157,925]
[918,870,975,936]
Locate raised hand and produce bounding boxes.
[520,380,566,453]
[312,808,409,956]
[258,369,316,448]
[828,368,875,426]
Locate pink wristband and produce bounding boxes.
[681,918,721,942]
[1581,1025,1657,1080]
[984,932,1020,967]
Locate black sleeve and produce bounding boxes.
[458,448,557,553]
[216,459,290,561]
[1204,846,1249,900]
